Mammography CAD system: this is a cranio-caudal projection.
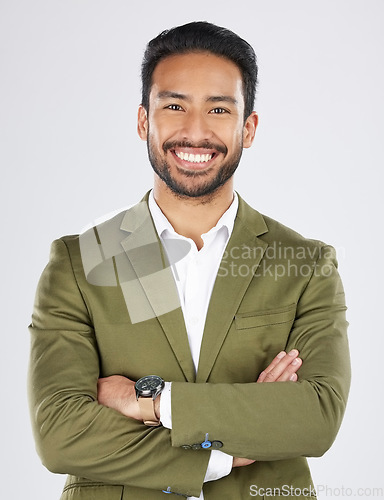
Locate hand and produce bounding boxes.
[232,457,255,467]
[257,349,302,383]
[97,375,142,421]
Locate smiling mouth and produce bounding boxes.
[174,151,214,163]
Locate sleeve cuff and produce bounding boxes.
[203,450,232,483]
[159,381,172,429]
[160,382,231,486]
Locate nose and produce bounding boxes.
[179,110,213,143]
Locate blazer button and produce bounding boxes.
[211,440,223,449]
[201,439,212,449]
[191,443,202,450]
[180,444,191,450]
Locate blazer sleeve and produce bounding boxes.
[28,238,209,498]
[170,245,351,460]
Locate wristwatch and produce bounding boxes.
[135,375,165,426]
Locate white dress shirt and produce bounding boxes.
[148,191,237,499]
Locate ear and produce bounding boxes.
[137,105,148,141]
[242,112,258,148]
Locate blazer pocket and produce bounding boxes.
[235,303,296,331]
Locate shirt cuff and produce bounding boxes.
[159,381,172,429]
[203,450,233,482]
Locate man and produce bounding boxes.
[28,22,350,499]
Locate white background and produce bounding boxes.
[1,1,383,498]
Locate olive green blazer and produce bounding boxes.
[28,193,350,499]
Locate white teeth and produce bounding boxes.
[175,152,213,163]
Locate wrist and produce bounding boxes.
[154,395,161,420]
[135,375,164,426]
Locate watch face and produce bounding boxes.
[136,375,164,397]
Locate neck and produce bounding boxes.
[153,177,234,250]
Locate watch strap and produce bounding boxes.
[138,396,160,426]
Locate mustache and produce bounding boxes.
[163,140,227,155]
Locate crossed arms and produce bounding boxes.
[28,237,351,497]
[97,348,303,469]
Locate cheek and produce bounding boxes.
[147,124,163,151]
[217,120,244,148]
[226,130,244,153]
[150,113,182,141]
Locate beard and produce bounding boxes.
[146,136,243,199]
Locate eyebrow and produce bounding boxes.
[157,91,190,101]
[206,95,238,105]
[156,91,238,105]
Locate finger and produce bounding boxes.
[257,351,287,382]
[257,350,298,382]
[258,349,300,383]
[275,357,302,382]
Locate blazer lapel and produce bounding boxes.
[119,197,195,382]
[196,197,269,383]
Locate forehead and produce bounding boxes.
[150,51,244,104]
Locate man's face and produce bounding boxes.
[138,51,257,198]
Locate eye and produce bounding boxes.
[209,107,228,114]
[166,104,183,111]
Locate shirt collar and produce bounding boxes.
[148,189,238,241]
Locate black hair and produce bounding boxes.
[141,21,258,120]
